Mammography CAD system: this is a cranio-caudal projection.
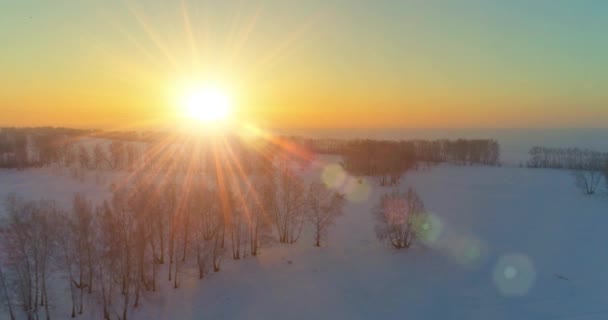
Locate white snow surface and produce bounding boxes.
[1,155,608,320]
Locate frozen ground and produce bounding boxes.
[3,155,606,319]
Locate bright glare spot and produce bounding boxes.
[419,214,443,246]
[450,236,486,268]
[504,266,518,279]
[182,85,232,123]
[493,253,536,296]
[322,164,347,189]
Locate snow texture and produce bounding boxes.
[1,129,608,319]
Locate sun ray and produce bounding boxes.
[126,3,179,70]
[245,7,330,80]
[226,3,264,66]
[180,0,200,70]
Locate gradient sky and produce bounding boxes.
[1,0,607,129]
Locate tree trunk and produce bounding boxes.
[0,266,16,320]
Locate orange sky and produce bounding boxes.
[1,1,607,129]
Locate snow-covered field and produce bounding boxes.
[1,154,607,320]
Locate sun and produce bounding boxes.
[182,85,232,123]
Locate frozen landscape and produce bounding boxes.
[1,130,607,320]
[3,0,608,319]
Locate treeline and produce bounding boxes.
[0,153,344,320]
[527,146,608,170]
[341,140,416,186]
[0,127,90,168]
[334,139,500,185]
[0,128,292,176]
[526,146,608,195]
[297,137,500,165]
[91,130,169,143]
[0,128,173,170]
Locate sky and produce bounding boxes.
[1,0,607,129]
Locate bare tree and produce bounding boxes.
[77,145,90,170]
[125,143,138,171]
[573,169,603,195]
[93,143,106,170]
[573,154,604,195]
[0,264,16,320]
[72,194,97,295]
[188,186,225,272]
[108,141,125,170]
[191,187,215,279]
[270,161,306,243]
[306,182,345,247]
[56,210,79,318]
[61,144,77,168]
[230,191,246,260]
[247,176,273,256]
[374,188,426,249]
[604,160,608,192]
[95,202,115,320]
[108,189,136,320]
[2,195,59,320]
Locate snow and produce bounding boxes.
[1,155,608,319]
[0,167,110,211]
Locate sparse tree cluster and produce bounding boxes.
[527,146,608,170]
[269,159,307,243]
[374,188,427,249]
[1,196,60,320]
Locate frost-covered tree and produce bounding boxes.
[270,161,306,244]
[70,193,96,313]
[77,145,90,170]
[0,264,15,320]
[306,182,345,247]
[247,176,273,256]
[374,188,426,249]
[125,143,138,171]
[108,141,125,170]
[1,195,59,320]
[93,143,106,170]
[573,153,604,195]
[573,169,603,195]
[604,160,608,192]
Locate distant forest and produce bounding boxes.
[0,128,500,177]
[295,137,500,185]
[527,146,608,170]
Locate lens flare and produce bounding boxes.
[321,163,347,189]
[492,253,536,296]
